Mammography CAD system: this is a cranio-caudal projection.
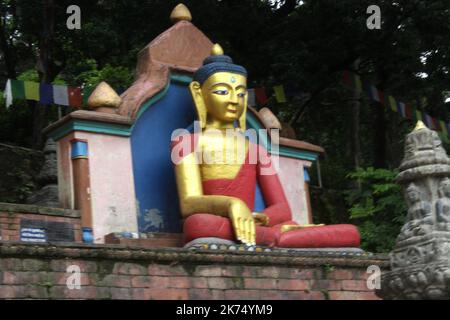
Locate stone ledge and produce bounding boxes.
[0,202,80,218]
[0,241,390,268]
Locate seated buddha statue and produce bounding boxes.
[172,44,360,248]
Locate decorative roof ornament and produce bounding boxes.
[414,120,427,131]
[170,3,192,23]
[398,120,450,178]
[118,2,213,118]
[88,82,121,113]
[211,43,224,56]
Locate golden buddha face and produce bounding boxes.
[201,72,247,123]
[190,71,247,129]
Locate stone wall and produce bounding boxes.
[0,242,389,300]
[0,203,81,242]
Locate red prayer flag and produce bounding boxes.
[378,91,385,106]
[255,87,268,106]
[405,104,413,119]
[343,71,352,87]
[68,87,83,108]
[432,117,441,131]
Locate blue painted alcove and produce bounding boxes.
[131,75,195,233]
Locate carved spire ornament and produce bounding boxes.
[170,4,192,23]
[377,122,450,299]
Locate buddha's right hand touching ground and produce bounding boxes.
[229,199,256,246]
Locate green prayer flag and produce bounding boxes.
[24,81,40,101]
[416,110,423,121]
[273,85,287,103]
[11,80,25,100]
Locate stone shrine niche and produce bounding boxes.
[378,121,450,300]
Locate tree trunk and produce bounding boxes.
[32,0,58,149]
[373,67,388,169]
[0,10,17,78]
[373,96,387,168]
[349,60,361,172]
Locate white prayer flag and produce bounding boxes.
[53,85,69,106]
[399,102,406,117]
[371,85,380,102]
[4,79,12,108]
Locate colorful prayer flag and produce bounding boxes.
[397,101,405,117]
[53,85,69,106]
[247,89,256,107]
[388,96,397,112]
[405,104,413,119]
[432,117,441,131]
[11,80,25,100]
[370,85,380,102]
[284,84,298,99]
[273,85,287,103]
[68,87,82,108]
[440,121,446,133]
[39,83,53,104]
[4,79,12,108]
[415,109,423,122]
[423,113,432,128]
[353,74,362,93]
[254,87,268,106]
[420,97,428,109]
[24,81,40,101]
[378,91,385,106]
[343,71,352,87]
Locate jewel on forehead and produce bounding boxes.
[231,76,236,83]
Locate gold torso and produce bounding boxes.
[198,130,249,181]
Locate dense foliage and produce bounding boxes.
[345,167,406,252]
[1,0,449,252]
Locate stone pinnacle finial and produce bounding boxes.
[211,43,224,56]
[414,120,427,131]
[87,82,121,112]
[170,4,192,23]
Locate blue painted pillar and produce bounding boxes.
[71,140,93,243]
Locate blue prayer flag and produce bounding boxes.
[39,83,54,104]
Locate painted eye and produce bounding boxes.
[213,90,228,95]
[237,92,246,98]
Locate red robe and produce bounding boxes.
[175,134,360,248]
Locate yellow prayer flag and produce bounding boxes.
[273,85,287,103]
[388,96,397,112]
[24,81,40,101]
[354,74,362,93]
[440,121,446,132]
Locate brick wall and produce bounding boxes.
[0,203,81,242]
[0,242,389,300]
